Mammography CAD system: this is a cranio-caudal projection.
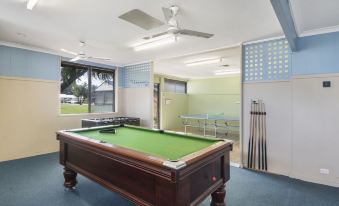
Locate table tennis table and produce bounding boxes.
[179,114,239,137]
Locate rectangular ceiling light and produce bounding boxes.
[133,35,177,51]
[185,58,221,67]
[27,0,39,10]
[214,68,240,76]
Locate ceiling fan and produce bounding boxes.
[143,5,214,40]
[61,42,111,62]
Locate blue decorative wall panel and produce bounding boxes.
[292,32,339,75]
[118,62,151,88]
[243,38,291,82]
[0,45,60,81]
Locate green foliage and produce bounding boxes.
[61,66,87,92]
[71,82,88,104]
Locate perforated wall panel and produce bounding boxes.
[243,38,291,82]
[118,62,151,88]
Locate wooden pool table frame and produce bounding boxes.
[57,125,233,206]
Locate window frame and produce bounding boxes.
[164,78,187,94]
[60,61,116,115]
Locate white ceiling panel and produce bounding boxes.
[290,0,339,36]
[155,46,241,79]
[0,0,282,65]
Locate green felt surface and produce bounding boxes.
[73,126,219,160]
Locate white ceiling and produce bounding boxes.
[0,0,282,66]
[290,0,339,36]
[155,46,241,79]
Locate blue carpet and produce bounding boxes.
[0,153,338,206]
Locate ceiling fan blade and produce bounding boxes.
[119,9,164,30]
[70,56,81,62]
[143,32,169,40]
[162,7,172,22]
[89,57,111,61]
[61,48,78,56]
[178,29,214,38]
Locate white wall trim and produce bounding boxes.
[242,35,285,45]
[243,79,291,84]
[0,76,59,83]
[292,72,339,79]
[300,25,339,37]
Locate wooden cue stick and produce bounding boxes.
[250,101,256,168]
[247,101,254,168]
[257,99,261,170]
[261,100,265,170]
[252,101,258,169]
[258,100,262,170]
[263,102,268,171]
[261,100,264,170]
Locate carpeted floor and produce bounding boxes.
[0,153,339,206]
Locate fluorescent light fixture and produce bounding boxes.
[133,35,177,51]
[27,0,39,10]
[214,68,240,76]
[214,71,240,76]
[185,58,221,67]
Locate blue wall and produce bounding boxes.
[292,32,339,75]
[0,45,61,81]
[0,45,118,81]
[243,31,339,82]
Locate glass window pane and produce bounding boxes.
[164,79,186,94]
[164,79,176,92]
[60,65,89,114]
[175,82,186,93]
[90,69,114,113]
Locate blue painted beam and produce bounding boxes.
[270,0,298,52]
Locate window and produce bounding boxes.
[164,79,187,93]
[60,62,115,114]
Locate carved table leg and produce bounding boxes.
[63,167,77,189]
[211,184,226,206]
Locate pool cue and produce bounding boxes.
[252,101,258,169]
[250,101,256,169]
[261,100,265,170]
[258,100,262,170]
[263,102,268,171]
[247,101,254,168]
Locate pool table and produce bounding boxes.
[57,124,232,206]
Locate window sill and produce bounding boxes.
[58,112,118,117]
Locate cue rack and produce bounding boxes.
[247,99,267,171]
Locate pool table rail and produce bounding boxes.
[57,125,232,170]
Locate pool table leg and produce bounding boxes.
[210,184,226,206]
[63,167,77,189]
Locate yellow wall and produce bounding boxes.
[157,75,240,130]
[161,92,188,129]
[156,76,188,130]
[187,76,241,118]
[0,76,121,162]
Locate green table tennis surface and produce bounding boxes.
[72,126,220,161]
